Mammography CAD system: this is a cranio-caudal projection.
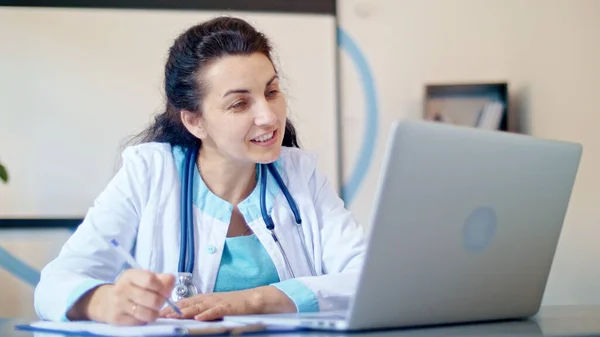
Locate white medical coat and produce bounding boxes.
[34,143,367,321]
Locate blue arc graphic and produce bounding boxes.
[337,27,379,206]
[0,247,40,286]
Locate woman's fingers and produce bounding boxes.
[156,273,176,298]
[160,299,186,317]
[123,297,159,323]
[127,283,166,311]
[125,270,167,293]
[168,303,207,319]
[160,296,196,317]
[102,298,147,327]
[110,312,146,326]
[92,270,180,326]
[194,306,227,321]
[113,270,171,324]
[159,306,173,318]
[162,291,251,321]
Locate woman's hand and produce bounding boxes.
[159,286,296,321]
[68,269,175,326]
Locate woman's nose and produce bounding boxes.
[254,105,277,126]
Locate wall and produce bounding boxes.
[338,0,600,305]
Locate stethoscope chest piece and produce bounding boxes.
[170,272,198,302]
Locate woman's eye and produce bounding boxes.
[266,89,279,98]
[230,101,247,110]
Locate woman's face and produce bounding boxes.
[183,52,287,165]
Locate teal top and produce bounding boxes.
[173,146,319,313]
[213,234,277,292]
[213,234,318,312]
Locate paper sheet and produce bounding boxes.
[27,318,246,336]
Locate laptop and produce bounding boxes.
[224,119,583,331]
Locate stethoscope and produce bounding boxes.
[171,145,317,302]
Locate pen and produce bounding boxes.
[109,239,184,316]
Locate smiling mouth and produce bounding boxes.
[251,130,276,143]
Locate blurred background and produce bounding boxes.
[0,0,599,318]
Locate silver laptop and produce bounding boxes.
[224,120,582,331]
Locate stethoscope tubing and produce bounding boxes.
[179,146,317,280]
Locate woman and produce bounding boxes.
[34,16,366,326]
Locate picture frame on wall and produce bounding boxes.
[424,82,509,131]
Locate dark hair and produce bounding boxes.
[134,16,299,149]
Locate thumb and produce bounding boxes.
[156,273,176,298]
